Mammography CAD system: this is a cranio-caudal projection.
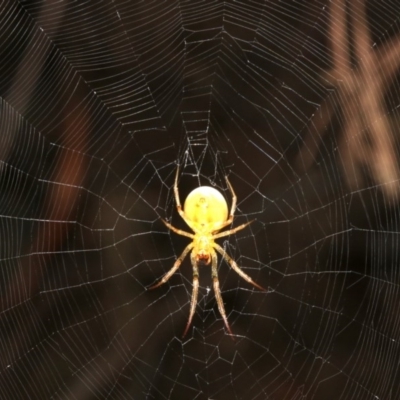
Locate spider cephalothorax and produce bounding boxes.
[149,167,265,337]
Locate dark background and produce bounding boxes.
[0,1,399,399]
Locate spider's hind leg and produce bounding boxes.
[225,176,237,225]
[161,219,194,239]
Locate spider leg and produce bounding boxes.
[224,176,237,226]
[212,220,254,240]
[182,252,199,337]
[172,166,196,230]
[148,243,193,289]
[174,166,186,220]
[214,243,266,291]
[162,219,194,239]
[211,249,234,336]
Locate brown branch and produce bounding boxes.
[296,0,400,200]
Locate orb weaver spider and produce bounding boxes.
[150,167,265,337]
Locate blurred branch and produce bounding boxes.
[296,0,400,200]
[0,0,67,169]
[0,95,88,369]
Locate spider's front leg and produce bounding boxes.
[149,243,193,290]
[182,251,199,337]
[214,243,266,291]
[211,249,234,337]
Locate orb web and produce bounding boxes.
[0,1,399,399]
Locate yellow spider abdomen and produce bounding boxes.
[184,186,228,231]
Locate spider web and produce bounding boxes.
[1,0,400,399]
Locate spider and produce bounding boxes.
[149,167,265,337]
